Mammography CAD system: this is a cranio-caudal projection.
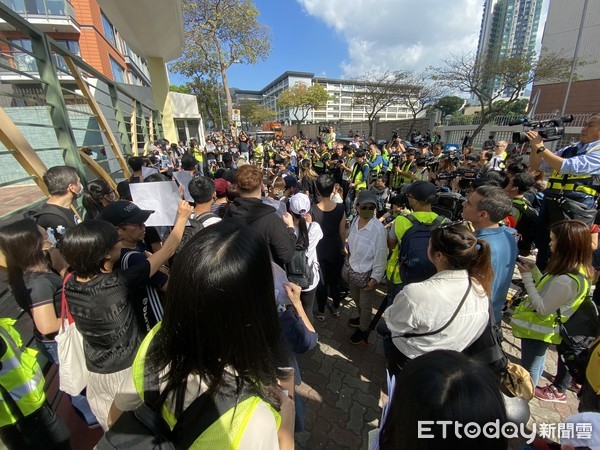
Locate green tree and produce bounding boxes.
[352,70,410,136]
[489,98,529,116]
[171,77,223,129]
[173,0,271,120]
[432,95,465,117]
[276,82,331,124]
[239,100,276,126]
[169,84,191,94]
[431,52,577,140]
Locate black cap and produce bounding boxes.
[98,200,154,225]
[407,181,437,203]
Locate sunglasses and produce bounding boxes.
[437,219,475,232]
[358,205,375,211]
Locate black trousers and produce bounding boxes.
[0,403,70,450]
[316,254,344,313]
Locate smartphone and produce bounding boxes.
[277,367,295,399]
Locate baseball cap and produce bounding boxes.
[357,189,377,206]
[284,175,298,190]
[407,181,437,203]
[289,193,311,215]
[98,200,154,225]
[214,178,231,196]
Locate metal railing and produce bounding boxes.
[444,113,593,128]
[0,2,164,220]
[0,0,76,20]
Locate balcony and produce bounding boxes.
[0,0,80,33]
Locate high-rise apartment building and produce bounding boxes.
[475,0,544,96]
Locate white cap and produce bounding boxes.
[289,193,311,215]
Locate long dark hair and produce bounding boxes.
[547,220,594,279]
[0,219,48,311]
[60,220,119,278]
[149,221,286,410]
[82,179,112,219]
[429,222,493,298]
[379,350,507,450]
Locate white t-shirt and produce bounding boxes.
[293,221,323,291]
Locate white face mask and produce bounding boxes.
[72,182,83,198]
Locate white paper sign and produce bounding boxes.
[130,181,181,226]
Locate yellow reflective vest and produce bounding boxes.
[546,141,600,196]
[132,323,281,449]
[511,271,589,345]
[0,318,46,426]
[351,162,369,190]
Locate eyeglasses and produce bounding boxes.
[358,205,375,211]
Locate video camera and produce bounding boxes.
[390,155,402,167]
[510,115,574,144]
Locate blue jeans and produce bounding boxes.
[38,340,99,427]
[520,338,550,387]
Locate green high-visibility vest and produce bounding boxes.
[511,271,589,345]
[0,318,46,426]
[132,323,281,449]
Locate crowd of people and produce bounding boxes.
[0,114,599,449]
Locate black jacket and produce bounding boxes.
[223,197,296,267]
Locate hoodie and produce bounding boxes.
[223,197,296,267]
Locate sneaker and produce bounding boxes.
[534,385,567,403]
[349,329,369,345]
[348,317,360,328]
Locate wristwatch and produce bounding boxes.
[536,146,547,154]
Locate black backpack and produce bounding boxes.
[285,225,314,289]
[513,198,539,256]
[177,211,219,254]
[97,361,252,450]
[399,215,447,285]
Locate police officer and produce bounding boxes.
[528,113,600,269]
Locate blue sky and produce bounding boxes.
[169,0,548,92]
[168,0,348,90]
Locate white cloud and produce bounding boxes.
[297,0,485,78]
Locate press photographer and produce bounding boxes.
[527,113,600,270]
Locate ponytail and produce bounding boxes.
[469,239,493,298]
[292,211,309,250]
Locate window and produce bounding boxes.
[53,40,80,71]
[101,12,117,47]
[109,57,125,83]
[8,38,36,72]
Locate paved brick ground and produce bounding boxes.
[0,185,45,218]
[295,286,580,450]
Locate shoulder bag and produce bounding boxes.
[55,273,90,396]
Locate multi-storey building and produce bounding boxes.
[0,0,198,146]
[531,0,600,115]
[475,0,544,97]
[233,71,418,125]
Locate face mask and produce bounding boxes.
[358,208,374,220]
[73,183,83,198]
